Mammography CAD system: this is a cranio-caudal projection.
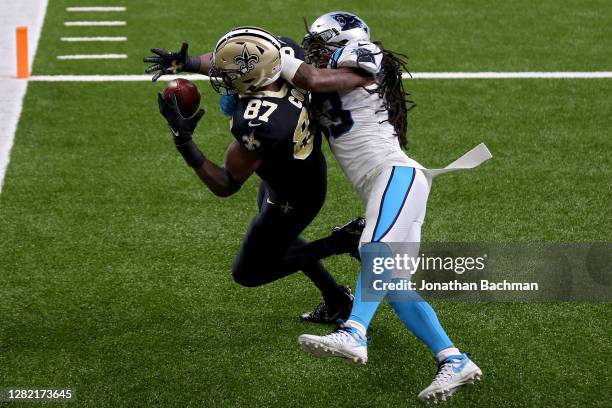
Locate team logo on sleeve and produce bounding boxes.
[331,13,365,31]
[234,45,259,73]
[242,131,261,150]
[352,48,376,64]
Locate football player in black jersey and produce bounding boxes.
[144,27,366,323]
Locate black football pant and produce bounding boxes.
[231,169,345,305]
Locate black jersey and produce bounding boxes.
[230,81,322,195]
[230,37,322,196]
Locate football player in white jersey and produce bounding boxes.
[279,12,489,403]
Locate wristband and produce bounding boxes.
[280,54,303,84]
[175,140,206,168]
[184,56,201,73]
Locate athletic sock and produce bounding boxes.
[346,272,382,333]
[436,347,462,363]
[346,242,394,333]
[345,319,367,336]
[389,286,454,355]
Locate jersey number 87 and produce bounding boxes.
[242,92,314,160]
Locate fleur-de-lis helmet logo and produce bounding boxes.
[234,44,259,73]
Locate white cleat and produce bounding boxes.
[417,354,482,404]
[298,325,368,365]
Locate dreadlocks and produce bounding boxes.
[302,18,415,148]
[367,44,415,148]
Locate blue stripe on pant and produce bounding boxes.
[371,166,415,242]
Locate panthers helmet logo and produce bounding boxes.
[234,44,259,73]
[331,13,365,31]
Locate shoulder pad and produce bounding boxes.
[334,40,382,74]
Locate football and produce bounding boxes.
[162,78,201,118]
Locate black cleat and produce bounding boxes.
[301,286,354,324]
[329,217,365,259]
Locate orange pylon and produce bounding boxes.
[16,27,29,79]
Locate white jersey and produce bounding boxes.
[280,41,492,203]
[315,40,417,201]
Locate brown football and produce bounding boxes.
[162,78,201,118]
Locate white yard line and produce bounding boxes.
[29,74,206,81]
[409,72,612,79]
[56,54,127,60]
[0,0,48,194]
[64,21,126,26]
[61,36,127,42]
[26,72,612,82]
[66,7,126,12]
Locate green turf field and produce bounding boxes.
[1,1,611,407]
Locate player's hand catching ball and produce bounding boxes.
[144,42,199,81]
[158,92,205,145]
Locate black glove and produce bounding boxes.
[144,42,200,81]
[157,93,205,143]
[158,93,206,168]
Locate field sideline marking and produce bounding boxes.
[0,0,49,194]
[26,72,612,82]
[64,21,126,26]
[61,36,127,42]
[56,54,128,60]
[66,7,126,12]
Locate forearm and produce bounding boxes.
[295,65,371,92]
[194,159,240,197]
[282,54,371,92]
[198,53,213,75]
[173,138,238,197]
[185,53,213,75]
